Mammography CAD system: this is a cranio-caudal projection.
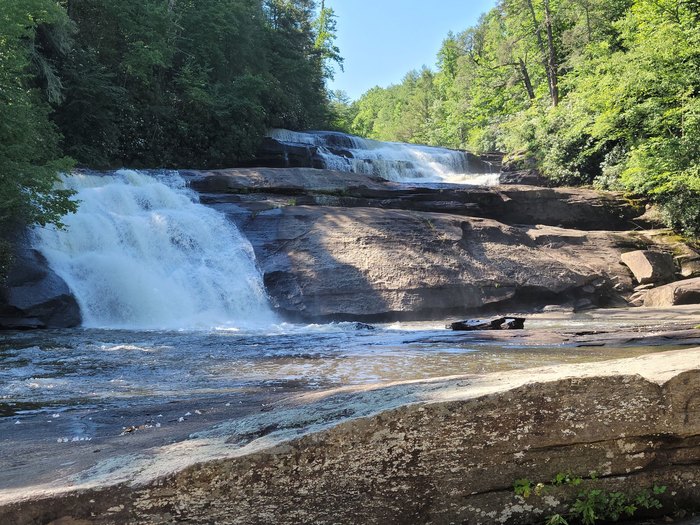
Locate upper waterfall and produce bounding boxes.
[33,170,275,330]
[266,129,500,185]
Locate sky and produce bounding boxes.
[327,0,498,101]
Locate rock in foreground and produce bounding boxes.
[2,349,698,524]
[644,277,700,307]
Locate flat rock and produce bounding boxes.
[621,250,676,284]
[644,277,700,307]
[183,167,644,230]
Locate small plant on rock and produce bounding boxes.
[514,478,534,498]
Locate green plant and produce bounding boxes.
[552,471,583,487]
[513,472,668,525]
[635,485,666,510]
[514,478,534,498]
[570,486,665,525]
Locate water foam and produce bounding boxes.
[267,129,500,185]
[34,170,275,330]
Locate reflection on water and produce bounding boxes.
[0,319,682,417]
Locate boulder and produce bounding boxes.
[621,250,675,284]
[677,254,700,278]
[498,169,549,186]
[220,205,634,321]
[0,243,81,329]
[644,277,700,307]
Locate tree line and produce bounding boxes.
[0,0,340,275]
[337,0,700,237]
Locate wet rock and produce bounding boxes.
[448,316,525,331]
[237,137,324,169]
[0,243,81,329]
[644,277,700,307]
[621,250,675,284]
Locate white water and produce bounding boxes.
[267,129,500,185]
[34,170,275,330]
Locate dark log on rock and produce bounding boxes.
[447,316,525,331]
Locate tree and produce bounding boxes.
[0,0,77,276]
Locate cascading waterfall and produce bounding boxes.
[33,170,275,330]
[267,129,500,185]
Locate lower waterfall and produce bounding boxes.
[33,170,275,330]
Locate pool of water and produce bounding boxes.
[0,314,689,418]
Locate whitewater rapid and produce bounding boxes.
[267,129,500,185]
[33,170,275,330]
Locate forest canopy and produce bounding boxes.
[0,0,340,273]
[340,0,700,237]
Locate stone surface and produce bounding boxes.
[175,167,662,321]
[0,243,81,329]
[498,169,549,186]
[183,167,644,231]
[621,250,676,284]
[644,277,700,307]
[1,348,698,525]
[677,254,700,278]
[225,205,635,321]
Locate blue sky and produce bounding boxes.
[327,0,498,101]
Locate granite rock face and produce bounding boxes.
[2,349,698,525]
[184,167,644,231]
[229,205,634,320]
[182,168,653,320]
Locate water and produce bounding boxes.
[267,129,500,184]
[33,170,274,330]
[0,319,684,418]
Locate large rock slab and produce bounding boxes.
[183,168,644,231]
[644,277,700,307]
[621,249,675,284]
[220,205,635,321]
[2,349,698,524]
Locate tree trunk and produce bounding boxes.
[543,0,559,106]
[518,57,536,100]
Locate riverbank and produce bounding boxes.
[1,307,699,523]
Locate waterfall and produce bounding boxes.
[33,170,275,330]
[266,129,500,185]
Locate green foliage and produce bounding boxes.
[514,478,534,498]
[570,486,665,524]
[552,471,583,487]
[546,514,570,525]
[513,473,666,525]
[0,0,77,231]
[46,0,340,169]
[0,0,341,280]
[347,0,700,239]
